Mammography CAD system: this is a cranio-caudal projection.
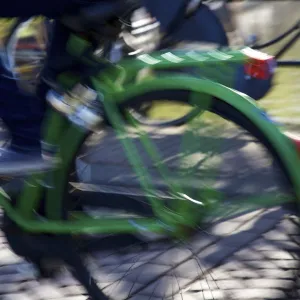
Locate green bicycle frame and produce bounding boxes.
[0,38,300,236]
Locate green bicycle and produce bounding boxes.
[1,3,300,300]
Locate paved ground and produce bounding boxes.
[0,123,299,300]
[0,206,299,300]
[0,2,299,300]
[76,125,290,200]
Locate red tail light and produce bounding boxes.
[242,48,276,80]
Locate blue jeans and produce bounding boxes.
[0,0,86,152]
[0,72,45,151]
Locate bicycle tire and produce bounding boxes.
[127,105,203,127]
[62,89,297,300]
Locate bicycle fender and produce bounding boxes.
[111,76,300,200]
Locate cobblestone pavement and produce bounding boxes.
[0,123,299,300]
[0,206,299,300]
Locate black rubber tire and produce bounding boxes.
[127,105,202,127]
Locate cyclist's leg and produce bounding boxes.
[0,0,96,168]
[37,21,77,95]
[37,19,100,98]
[0,67,45,163]
[0,0,78,166]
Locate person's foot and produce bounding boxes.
[0,147,52,177]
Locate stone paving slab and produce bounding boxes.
[0,102,299,299]
[76,127,290,203]
[0,206,298,300]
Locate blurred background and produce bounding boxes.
[0,0,299,129]
[224,1,300,132]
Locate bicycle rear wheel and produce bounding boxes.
[61,90,300,300]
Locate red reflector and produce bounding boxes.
[242,48,276,80]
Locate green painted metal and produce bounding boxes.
[0,43,298,236]
[207,193,294,223]
[44,124,87,220]
[107,74,300,200]
[16,109,68,219]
